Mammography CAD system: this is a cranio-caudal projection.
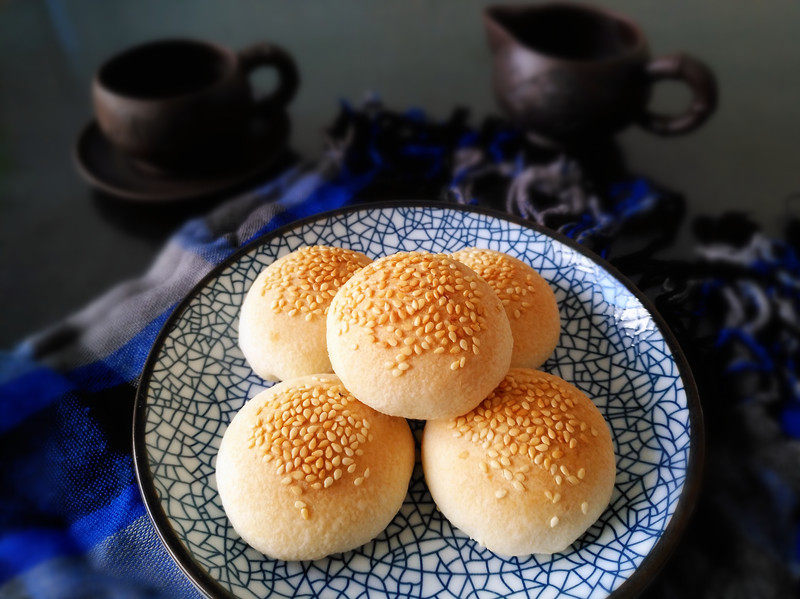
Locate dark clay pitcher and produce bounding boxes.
[483,2,718,148]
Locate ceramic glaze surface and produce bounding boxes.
[140,206,692,598]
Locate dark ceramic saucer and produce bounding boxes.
[74,111,289,203]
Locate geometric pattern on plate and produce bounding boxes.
[143,205,690,598]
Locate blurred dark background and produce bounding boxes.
[1,0,799,347]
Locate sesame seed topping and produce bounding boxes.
[495,489,508,499]
[248,378,372,520]
[581,502,589,514]
[450,248,540,321]
[260,246,370,321]
[331,252,490,376]
[445,369,596,493]
[550,516,559,528]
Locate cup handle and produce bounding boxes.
[238,42,299,114]
[638,53,718,135]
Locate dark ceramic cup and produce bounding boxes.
[93,39,298,168]
[483,2,718,147]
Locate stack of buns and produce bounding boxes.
[218,244,615,561]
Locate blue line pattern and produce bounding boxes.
[142,206,691,598]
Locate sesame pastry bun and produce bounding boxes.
[238,246,371,381]
[326,251,513,420]
[422,368,615,556]
[450,248,561,369]
[216,374,415,561]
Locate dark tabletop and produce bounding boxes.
[1,0,798,347]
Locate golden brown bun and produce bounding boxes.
[216,374,415,561]
[238,246,371,381]
[422,368,615,556]
[327,251,513,420]
[450,248,560,369]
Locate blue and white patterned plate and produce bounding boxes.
[134,203,703,599]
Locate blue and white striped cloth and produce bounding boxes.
[0,103,684,597]
[0,151,384,597]
[5,102,795,598]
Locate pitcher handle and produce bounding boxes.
[638,53,718,135]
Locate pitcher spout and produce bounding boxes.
[482,4,536,55]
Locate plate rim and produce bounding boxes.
[133,200,705,599]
